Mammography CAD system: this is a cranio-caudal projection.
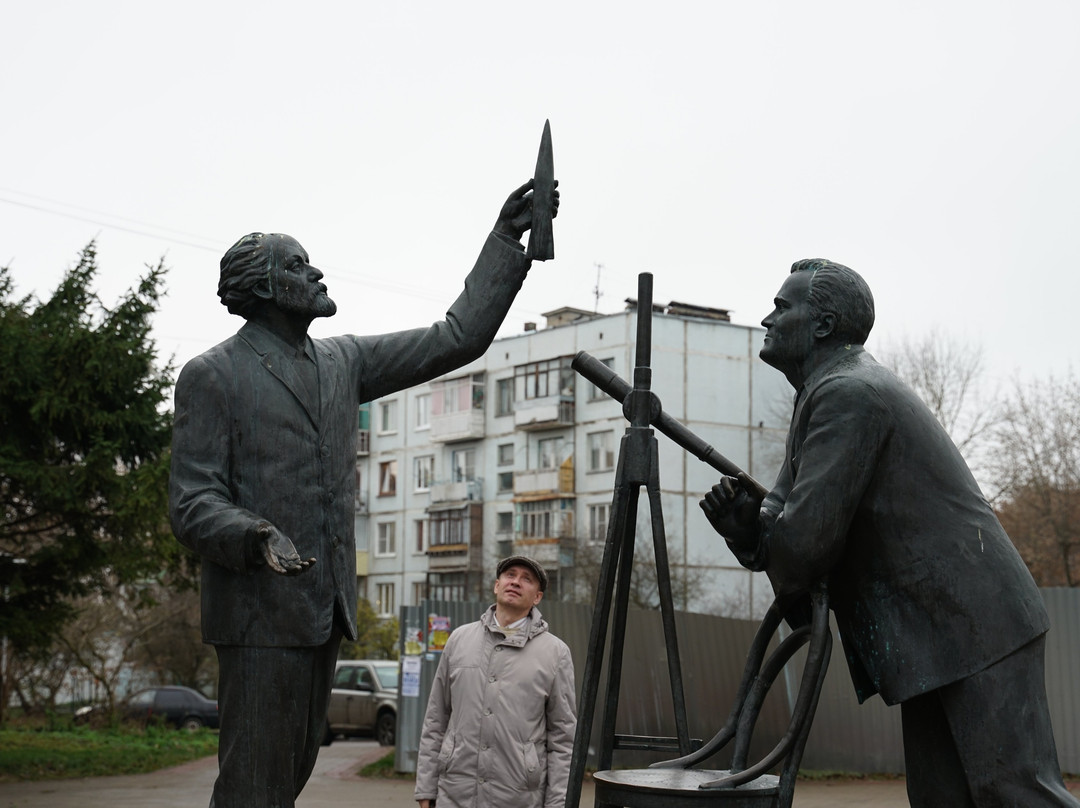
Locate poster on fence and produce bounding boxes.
[404,626,424,656]
[427,614,451,652]
[401,655,421,698]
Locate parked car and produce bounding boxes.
[324,659,398,746]
[122,685,219,731]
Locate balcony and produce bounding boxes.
[430,409,485,443]
[430,374,485,442]
[426,502,483,571]
[513,395,574,431]
[511,538,563,568]
[513,461,574,496]
[429,478,484,504]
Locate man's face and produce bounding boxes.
[760,271,817,377]
[267,236,337,319]
[493,564,544,613]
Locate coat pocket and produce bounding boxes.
[437,733,456,774]
[523,741,544,790]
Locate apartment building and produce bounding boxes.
[353,299,790,618]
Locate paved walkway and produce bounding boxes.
[1,739,1076,807]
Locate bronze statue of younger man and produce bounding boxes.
[703,259,1078,807]
[170,180,556,808]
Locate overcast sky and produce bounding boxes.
[4,1,1077,392]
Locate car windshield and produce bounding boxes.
[373,664,398,689]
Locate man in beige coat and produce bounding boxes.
[415,557,577,808]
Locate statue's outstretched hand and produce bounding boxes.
[256,523,316,576]
[493,178,559,242]
[701,473,762,551]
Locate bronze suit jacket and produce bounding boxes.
[750,347,1047,705]
[169,233,530,647]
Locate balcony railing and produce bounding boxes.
[513,464,574,496]
[513,396,574,431]
[430,409,486,443]
[429,478,484,504]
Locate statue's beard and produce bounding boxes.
[275,287,338,319]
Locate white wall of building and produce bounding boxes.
[355,305,790,618]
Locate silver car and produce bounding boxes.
[324,659,399,746]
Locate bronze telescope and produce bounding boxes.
[571,350,769,500]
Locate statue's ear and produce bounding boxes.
[814,312,837,340]
[252,276,274,302]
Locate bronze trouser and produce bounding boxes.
[901,635,1078,808]
[210,628,343,808]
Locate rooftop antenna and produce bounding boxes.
[593,262,604,313]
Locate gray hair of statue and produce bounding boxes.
[790,258,875,345]
[217,232,294,317]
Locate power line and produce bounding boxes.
[0,189,550,313]
[0,195,223,253]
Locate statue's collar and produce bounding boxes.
[239,320,315,362]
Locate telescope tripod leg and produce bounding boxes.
[646,466,691,757]
[564,433,692,808]
[564,452,640,806]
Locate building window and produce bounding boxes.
[428,572,465,602]
[415,519,426,553]
[414,455,434,491]
[357,404,371,454]
[497,471,514,493]
[538,436,565,470]
[451,448,476,483]
[516,498,574,539]
[412,581,427,605]
[430,509,467,547]
[496,377,514,416]
[376,522,396,556]
[378,400,398,434]
[496,511,513,534]
[514,356,574,401]
[432,374,484,415]
[588,357,616,401]
[415,393,431,431]
[589,503,610,543]
[378,460,397,497]
[587,430,615,472]
[375,583,395,617]
[497,442,515,466]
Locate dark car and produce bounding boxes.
[324,660,398,746]
[122,685,219,731]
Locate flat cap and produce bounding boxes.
[496,555,548,592]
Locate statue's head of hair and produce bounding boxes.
[789,258,875,345]
[217,232,297,318]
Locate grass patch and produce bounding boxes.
[797,769,904,781]
[0,725,218,782]
[358,750,413,780]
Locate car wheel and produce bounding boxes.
[180,716,204,732]
[376,711,395,747]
